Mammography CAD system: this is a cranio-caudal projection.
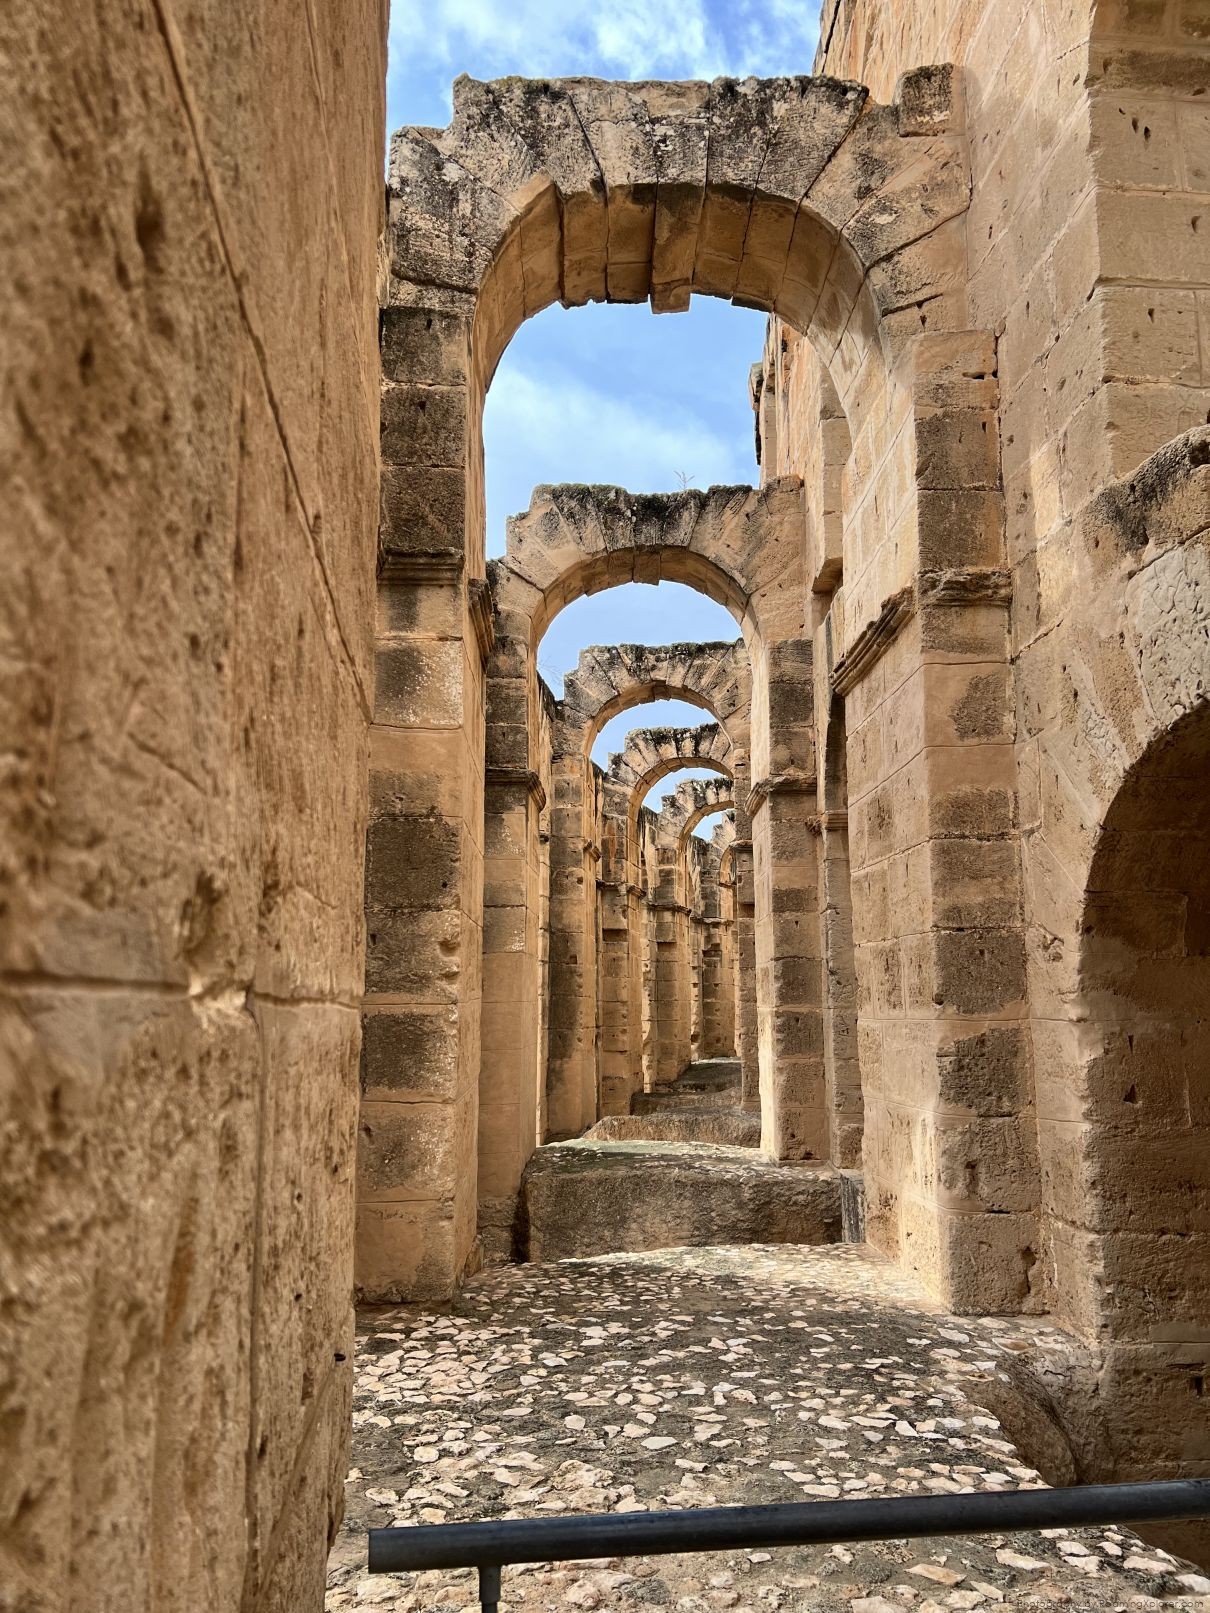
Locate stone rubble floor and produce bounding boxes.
[327,1244,1210,1613]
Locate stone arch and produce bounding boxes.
[609,720,734,795]
[658,775,737,853]
[655,782,737,1073]
[557,639,751,882]
[605,722,737,862]
[486,482,803,803]
[367,64,981,1296]
[561,639,750,763]
[545,644,750,1126]
[1076,706,1210,1347]
[655,774,736,901]
[606,729,758,1109]
[1026,430,1210,1327]
[385,70,969,406]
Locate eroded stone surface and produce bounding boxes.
[518,1142,841,1262]
[587,1112,761,1147]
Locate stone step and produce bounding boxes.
[632,1088,741,1112]
[517,1139,841,1262]
[586,1109,761,1147]
[632,1056,743,1114]
[657,1056,741,1093]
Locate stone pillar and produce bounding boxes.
[718,915,737,1056]
[598,880,631,1114]
[360,303,486,1301]
[625,886,646,1099]
[752,782,824,1159]
[546,751,598,1137]
[751,638,825,1161]
[688,904,705,1063]
[846,332,1038,1314]
[651,901,688,1083]
[732,841,760,1111]
[701,923,729,1057]
[820,811,862,1169]
[639,888,657,1092]
[479,768,544,1259]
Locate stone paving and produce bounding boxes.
[327,1245,1210,1613]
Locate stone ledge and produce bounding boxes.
[517,1140,841,1262]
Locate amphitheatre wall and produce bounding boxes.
[2,3,387,1608]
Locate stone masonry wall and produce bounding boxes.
[1,3,385,1609]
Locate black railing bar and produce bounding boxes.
[369,1476,1210,1575]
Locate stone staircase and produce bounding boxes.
[516,1058,841,1262]
[588,1057,760,1147]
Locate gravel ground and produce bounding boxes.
[327,1244,1210,1613]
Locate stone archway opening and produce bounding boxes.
[1070,700,1210,1504]
[366,64,997,1308]
[476,574,757,1256]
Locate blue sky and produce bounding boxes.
[386,1,819,811]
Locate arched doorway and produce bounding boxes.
[1071,703,1210,1482]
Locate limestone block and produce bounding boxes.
[357,1099,470,1203]
[379,465,467,561]
[248,1003,359,1590]
[564,81,670,303]
[364,908,463,1000]
[381,379,468,469]
[935,1207,1044,1315]
[894,63,961,136]
[362,1007,461,1104]
[388,131,510,293]
[0,994,259,1612]
[519,1142,840,1260]
[381,305,470,386]
[485,80,609,306]
[933,1114,1040,1213]
[355,1202,467,1303]
[936,1023,1031,1116]
[928,837,1022,928]
[366,812,461,912]
[929,926,1028,1015]
[588,1111,760,1147]
[375,639,465,728]
[915,404,1000,492]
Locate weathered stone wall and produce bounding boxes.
[1028,431,1210,1486]
[768,0,1210,1497]
[2,2,385,1608]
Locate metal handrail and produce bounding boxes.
[369,1477,1210,1612]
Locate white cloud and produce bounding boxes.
[388,0,819,116]
[729,0,820,78]
[390,0,722,84]
[485,363,745,542]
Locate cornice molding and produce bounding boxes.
[484,765,546,811]
[917,566,1013,607]
[746,770,816,816]
[378,549,463,586]
[468,576,495,662]
[830,585,913,697]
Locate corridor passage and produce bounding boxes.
[326,1246,1210,1613]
